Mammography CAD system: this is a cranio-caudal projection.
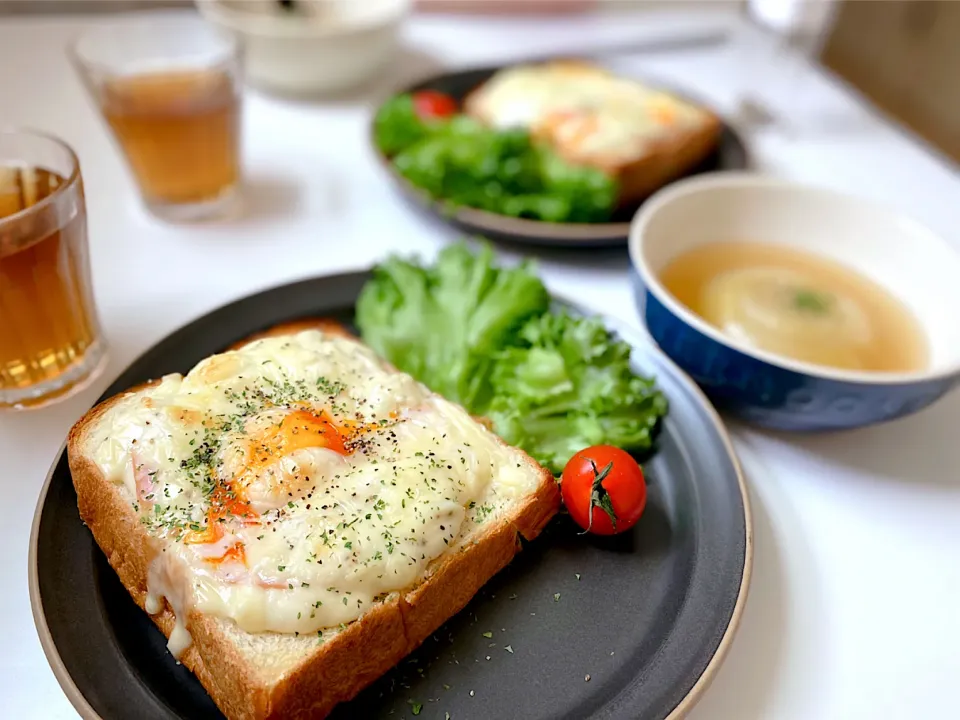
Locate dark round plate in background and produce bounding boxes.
[373,65,749,248]
[30,272,752,720]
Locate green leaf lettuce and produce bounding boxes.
[373,93,618,224]
[486,312,668,473]
[356,243,550,411]
[355,243,667,474]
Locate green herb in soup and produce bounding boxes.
[792,289,833,314]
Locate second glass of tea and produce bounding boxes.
[70,18,242,221]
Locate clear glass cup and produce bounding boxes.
[69,17,243,222]
[0,129,107,410]
[732,0,843,136]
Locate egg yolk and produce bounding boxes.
[248,409,347,464]
[185,410,349,548]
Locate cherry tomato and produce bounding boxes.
[412,90,458,119]
[561,446,646,536]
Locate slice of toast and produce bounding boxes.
[68,319,560,719]
[463,60,722,206]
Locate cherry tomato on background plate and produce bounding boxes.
[561,445,647,536]
[412,90,458,119]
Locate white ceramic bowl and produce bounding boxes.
[196,0,411,96]
[628,172,960,430]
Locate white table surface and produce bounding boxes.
[3,8,959,720]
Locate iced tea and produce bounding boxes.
[102,69,240,206]
[0,133,105,409]
[70,17,242,220]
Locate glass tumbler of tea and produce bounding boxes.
[69,17,242,221]
[0,129,106,409]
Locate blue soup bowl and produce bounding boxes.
[628,173,960,431]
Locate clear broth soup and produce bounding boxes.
[658,241,928,373]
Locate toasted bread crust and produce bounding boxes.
[68,318,560,719]
[226,319,353,351]
[606,114,721,206]
[462,61,722,207]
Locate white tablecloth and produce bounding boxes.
[2,8,958,720]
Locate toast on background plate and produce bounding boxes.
[464,60,722,206]
[67,319,560,720]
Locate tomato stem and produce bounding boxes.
[580,459,618,534]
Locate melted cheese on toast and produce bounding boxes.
[469,63,709,164]
[85,330,541,652]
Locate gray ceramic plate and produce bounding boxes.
[30,272,751,720]
[373,66,749,248]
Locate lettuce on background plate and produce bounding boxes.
[373,94,618,224]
